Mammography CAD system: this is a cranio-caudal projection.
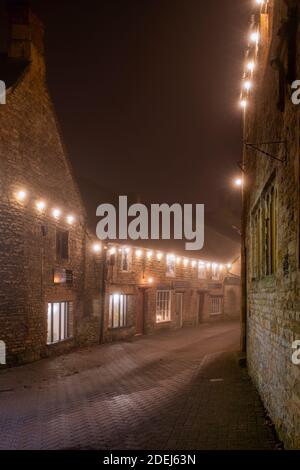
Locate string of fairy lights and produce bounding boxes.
[92,244,233,274]
[240,0,266,110]
[13,187,234,274]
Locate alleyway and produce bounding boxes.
[0,321,279,450]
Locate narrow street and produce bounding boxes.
[0,321,279,450]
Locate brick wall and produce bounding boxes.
[243,0,300,449]
[0,10,100,365]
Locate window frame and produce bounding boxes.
[109,294,129,329]
[156,290,172,323]
[47,301,72,345]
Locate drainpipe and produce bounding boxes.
[99,247,107,344]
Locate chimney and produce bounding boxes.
[7,0,44,61]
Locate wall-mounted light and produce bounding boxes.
[191,260,197,268]
[183,259,189,267]
[227,263,232,270]
[206,262,211,269]
[176,257,182,265]
[156,252,163,261]
[147,251,153,260]
[240,99,247,109]
[109,247,116,255]
[234,177,243,187]
[148,277,153,285]
[136,249,142,258]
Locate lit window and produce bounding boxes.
[156,291,171,323]
[166,255,176,278]
[210,297,222,316]
[109,294,129,328]
[47,302,72,344]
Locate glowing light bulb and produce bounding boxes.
[235,178,243,187]
[148,278,153,284]
[176,257,182,265]
[92,243,101,253]
[125,247,131,254]
[147,251,153,260]
[16,190,27,202]
[243,80,252,91]
[192,260,197,268]
[240,99,247,109]
[66,214,75,225]
[247,61,255,72]
[250,31,260,43]
[136,250,142,258]
[52,208,61,219]
[227,263,232,270]
[206,262,211,269]
[109,247,116,255]
[36,200,46,212]
[156,252,163,261]
[184,259,189,267]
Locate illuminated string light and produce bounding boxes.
[247,61,255,73]
[36,200,46,212]
[227,263,232,270]
[52,208,61,220]
[16,190,27,202]
[240,99,247,109]
[243,80,252,92]
[183,259,189,267]
[147,251,153,260]
[135,249,142,258]
[92,243,102,253]
[148,277,153,284]
[66,214,75,225]
[250,31,260,43]
[176,257,182,265]
[235,178,243,187]
[109,247,116,255]
[191,260,197,268]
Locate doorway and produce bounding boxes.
[175,293,184,328]
[136,289,145,335]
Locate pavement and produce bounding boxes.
[0,320,281,450]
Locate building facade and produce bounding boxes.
[241,0,300,449]
[102,245,241,343]
[0,2,102,365]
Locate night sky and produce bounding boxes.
[32,0,250,258]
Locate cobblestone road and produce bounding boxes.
[0,321,280,450]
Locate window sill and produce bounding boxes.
[47,337,73,346]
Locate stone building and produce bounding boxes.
[241,0,300,449]
[0,2,241,368]
[101,244,241,343]
[0,1,102,365]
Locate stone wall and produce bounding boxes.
[243,0,300,449]
[0,9,100,365]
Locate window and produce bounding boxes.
[109,294,129,328]
[47,302,72,344]
[156,291,171,323]
[210,297,222,316]
[198,262,206,280]
[56,230,69,261]
[120,248,132,272]
[251,177,278,278]
[166,255,176,278]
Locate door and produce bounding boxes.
[198,292,205,324]
[136,289,144,335]
[175,293,183,328]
